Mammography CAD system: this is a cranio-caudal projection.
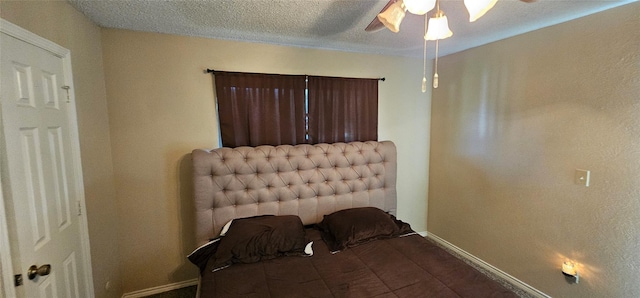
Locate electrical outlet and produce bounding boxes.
[575,169,590,187]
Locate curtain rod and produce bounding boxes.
[205,69,385,81]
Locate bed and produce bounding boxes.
[190,141,517,297]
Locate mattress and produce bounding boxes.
[198,228,517,297]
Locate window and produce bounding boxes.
[214,71,378,147]
[307,76,378,144]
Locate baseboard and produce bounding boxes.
[121,278,199,298]
[425,233,550,298]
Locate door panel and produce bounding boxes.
[11,61,35,107]
[19,127,52,250]
[48,126,72,231]
[41,70,60,109]
[62,252,80,297]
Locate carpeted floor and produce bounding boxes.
[144,285,197,298]
[424,237,535,298]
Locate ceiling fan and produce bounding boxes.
[364,0,536,91]
[365,0,536,33]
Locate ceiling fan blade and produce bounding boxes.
[365,0,396,32]
[365,19,385,32]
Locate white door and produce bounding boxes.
[1,24,93,297]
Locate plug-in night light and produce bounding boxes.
[562,261,579,283]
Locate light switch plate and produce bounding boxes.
[575,169,590,187]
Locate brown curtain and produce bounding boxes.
[307,76,378,144]
[215,71,306,147]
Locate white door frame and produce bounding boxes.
[0,18,95,298]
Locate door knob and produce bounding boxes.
[27,264,51,280]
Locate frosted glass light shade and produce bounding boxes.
[404,0,436,15]
[464,0,498,22]
[377,0,406,33]
[424,12,453,40]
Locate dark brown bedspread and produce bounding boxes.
[200,229,517,297]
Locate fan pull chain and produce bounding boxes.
[433,39,439,89]
[421,14,428,93]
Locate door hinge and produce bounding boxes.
[15,274,23,287]
[77,201,82,216]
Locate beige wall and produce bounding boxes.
[428,3,640,297]
[0,0,122,297]
[5,0,636,296]
[101,29,431,292]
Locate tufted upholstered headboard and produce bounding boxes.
[192,141,397,246]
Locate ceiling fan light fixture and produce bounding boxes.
[369,0,533,91]
[464,0,498,22]
[404,0,436,15]
[424,10,453,40]
[377,0,406,33]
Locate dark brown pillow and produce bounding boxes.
[318,207,413,252]
[187,238,220,273]
[211,215,309,271]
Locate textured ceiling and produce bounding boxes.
[68,0,635,58]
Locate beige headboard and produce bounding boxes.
[192,141,397,246]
